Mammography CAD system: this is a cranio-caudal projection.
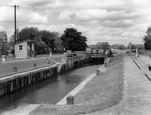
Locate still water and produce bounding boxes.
[0,64,101,113]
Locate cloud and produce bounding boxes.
[28,12,48,24]
[0,6,13,22]
[58,11,74,20]
[0,25,5,31]
[102,20,134,28]
[2,0,151,45]
[8,0,54,7]
[0,6,48,25]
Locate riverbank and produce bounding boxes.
[29,54,124,115]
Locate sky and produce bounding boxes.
[0,0,151,46]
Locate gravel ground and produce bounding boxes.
[29,54,124,115]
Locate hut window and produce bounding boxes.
[19,45,23,51]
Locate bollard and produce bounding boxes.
[67,95,74,105]
[13,67,17,72]
[33,63,37,67]
[48,60,51,64]
[104,62,107,67]
[108,58,110,63]
[96,69,100,75]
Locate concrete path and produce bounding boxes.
[121,55,151,114]
[134,55,151,76]
[90,55,151,115]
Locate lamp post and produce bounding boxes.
[13,5,19,43]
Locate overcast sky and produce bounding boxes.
[0,0,151,45]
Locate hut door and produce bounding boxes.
[28,43,32,57]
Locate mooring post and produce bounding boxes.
[96,69,100,75]
[67,95,74,105]
[33,63,37,67]
[13,67,17,72]
[104,62,107,67]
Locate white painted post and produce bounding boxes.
[2,55,6,62]
[136,48,138,58]
[50,52,52,56]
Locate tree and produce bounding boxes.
[111,44,126,50]
[144,40,151,50]
[54,33,63,53]
[95,42,110,50]
[40,30,58,53]
[127,43,136,49]
[0,31,8,55]
[61,28,87,51]
[143,26,151,50]
[8,34,15,54]
[18,27,39,42]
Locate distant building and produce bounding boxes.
[86,48,104,54]
[15,40,35,58]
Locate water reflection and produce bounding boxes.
[0,64,101,113]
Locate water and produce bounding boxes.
[0,64,101,113]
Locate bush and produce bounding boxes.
[144,39,151,50]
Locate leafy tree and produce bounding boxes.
[8,34,15,55]
[54,33,63,53]
[119,45,126,50]
[111,44,126,50]
[144,40,151,50]
[143,26,151,50]
[95,42,110,50]
[88,45,95,49]
[40,30,59,53]
[135,44,144,50]
[18,27,39,42]
[127,43,136,49]
[61,28,87,51]
[0,31,8,55]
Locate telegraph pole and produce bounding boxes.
[13,5,19,43]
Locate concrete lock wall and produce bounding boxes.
[0,66,58,97]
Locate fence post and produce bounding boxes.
[33,63,37,67]
[13,67,17,72]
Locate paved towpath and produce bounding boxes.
[89,54,151,115]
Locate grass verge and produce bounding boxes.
[29,54,124,115]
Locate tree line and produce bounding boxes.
[143,26,151,50]
[0,27,88,56]
[1,25,149,57]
